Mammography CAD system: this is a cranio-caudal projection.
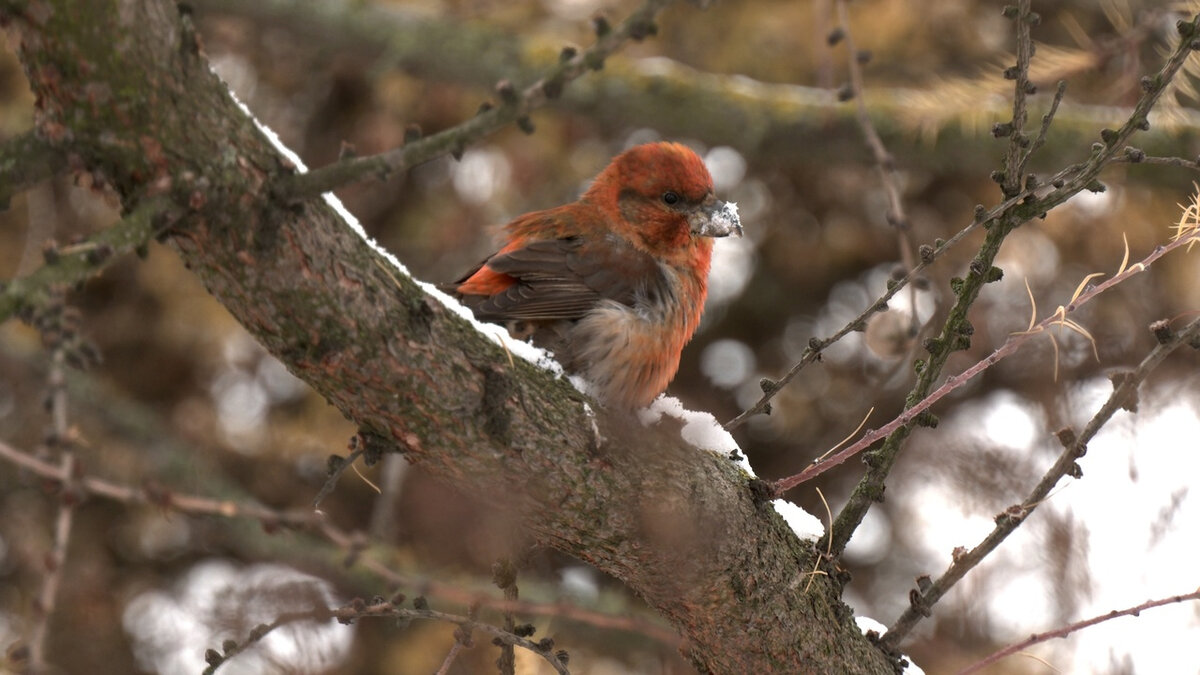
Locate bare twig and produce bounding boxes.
[26,312,76,672]
[773,228,1199,495]
[1002,0,1036,198]
[834,0,922,346]
[825,10,1200,556]
[493,559,520,675]
[434,641,466,675]
[0,439,321,526]
[958,588,1200,674]
[274,0,674,200]
[0,196,177,323]
[1119,154,1200,171]
[725,184,1037,430]
[882,315,1200,649]
[204,598,571,675]
[835,0,912,237]
[311,440,365,509]
[0,439,679,646]
[1025,80,1068,163]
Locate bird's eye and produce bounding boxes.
[662,191,680,205]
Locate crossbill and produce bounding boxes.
[450,142,742,409]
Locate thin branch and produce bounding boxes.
[1002,0,1035,198]
[26,343,74,672]
[311,441,364,509]
[0,132,67,208]
[882,315,1200,649]
[0,438,321,526]
[274,0,674,200]
[725,168,1062,430]
[957,588,1200,674]
[1024,80,1068,164]
[824,10,1200,556]
[835,0,921,341]
[204,598,571,675]
[835,1,911,234]
[193,0,1200,172]
[493,559,520,675]
[1119,153,1200,171]
[773,228,1199,495]
[434,641,466,675]
[0,438,679,646]
[0,196,178,323]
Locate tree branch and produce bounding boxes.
[203,599,571,675]
[772,226,1200,495]
[883,315,1200,648]
[825,11,1200,557]
[195,0,1200,173]
[1,1,894,671]
[0,196,177,322]
[273,0,673,200]
[0,435,679,645]
[959,587,1200,674]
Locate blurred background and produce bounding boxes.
[2,0,1199,673]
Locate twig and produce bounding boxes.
[204,598,571,675]
[312,441,364,509]
[1118,154,1200,171]
[958,588,1200,674]
[274,0,674,200]
[882,315,1200,649]
[835,1,910,234]
[26,311,76,672]
[824,10,1200,556]
[493,559,520,675]
[434,641,466,675]
[773,228,1199,496]
[0,438,322,526]
[724,178,1048,431]
[1025,80,1068,164]
[0,438,679,645]
[834,0,921,339]
[1001,0,1036,199]
[0,196,177,322]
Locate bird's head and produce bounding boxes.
[584,142,742,267]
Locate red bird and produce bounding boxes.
[451,142,742,409]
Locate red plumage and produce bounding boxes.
[451,142,742,408]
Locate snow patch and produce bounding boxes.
[772,499,824,540]
[638,395,754,475]
[855,616,926,675]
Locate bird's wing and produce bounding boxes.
[465,234,663,323]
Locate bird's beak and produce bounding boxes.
[688,194,743,238]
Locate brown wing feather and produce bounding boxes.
[470,235,664,322]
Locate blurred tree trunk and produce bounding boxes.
[1,1,894,672]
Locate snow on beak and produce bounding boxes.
[688,194,743,238]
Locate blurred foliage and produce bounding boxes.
[2,0,1200,673]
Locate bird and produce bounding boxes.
[449,142,742,409]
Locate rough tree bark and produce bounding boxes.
[1,1,894,672]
